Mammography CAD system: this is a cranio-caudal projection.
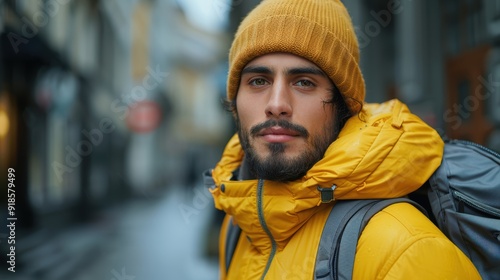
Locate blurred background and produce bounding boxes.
[0,0,499,279]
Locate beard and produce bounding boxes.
[238,118,337,182]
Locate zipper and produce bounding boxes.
[449,139,500,159]
[448,139,500,218]
[257,179,277,280]
[453,190,500,218]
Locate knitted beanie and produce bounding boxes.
[227,0,365,114]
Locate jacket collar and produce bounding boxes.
[212,178,328,251]
[208,99,444,252]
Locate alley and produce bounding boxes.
[1,184,220,280]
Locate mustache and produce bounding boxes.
[250,119,309,137]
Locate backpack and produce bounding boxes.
[223,139,500,279]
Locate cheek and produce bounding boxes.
[301,105,334,134]
[236,96,261,129]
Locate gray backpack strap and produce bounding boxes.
[315,199,378,280]
[224,217,241,274]
[315,198,424,280]
[202,169,215,189]
[202,169,242,273]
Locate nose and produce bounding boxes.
[265,80,292,117]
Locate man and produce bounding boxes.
[205,0,481,279]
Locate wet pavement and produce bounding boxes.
[1,184,220,280]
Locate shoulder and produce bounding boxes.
[354,202,481,279]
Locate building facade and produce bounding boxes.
[230,0,500,151]
[0,0,231,278]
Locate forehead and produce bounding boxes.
[243,52,323,71]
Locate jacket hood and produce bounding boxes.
[208,99,444,250]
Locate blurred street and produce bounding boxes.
[1,0,500,279]
[0,183,220,280]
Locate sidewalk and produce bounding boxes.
[0,184,220,280]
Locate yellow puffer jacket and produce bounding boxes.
[209,99,480,279]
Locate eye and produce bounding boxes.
[295,80,315,87]
[249,78,268,86]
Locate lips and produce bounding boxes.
[259,126,300,143]
[260,126,300,136]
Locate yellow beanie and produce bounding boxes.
[227,0,365,114]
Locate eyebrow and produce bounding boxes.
[286,66,327,77]
[241,66,272,75]
[241,65,327,77]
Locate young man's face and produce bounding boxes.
[236,53,338,181]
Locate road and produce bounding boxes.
[1,184,220,280]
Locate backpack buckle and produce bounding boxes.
[317,185,337,203]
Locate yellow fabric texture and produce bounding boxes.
[227,0,364,114]
[354,203,480,279]
[211,99,443,202]
[209,99,481,279]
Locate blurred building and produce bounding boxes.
[0,0,499,279]
[341,0,500,150]
[231,0,500,151]
[0,0,231,278]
